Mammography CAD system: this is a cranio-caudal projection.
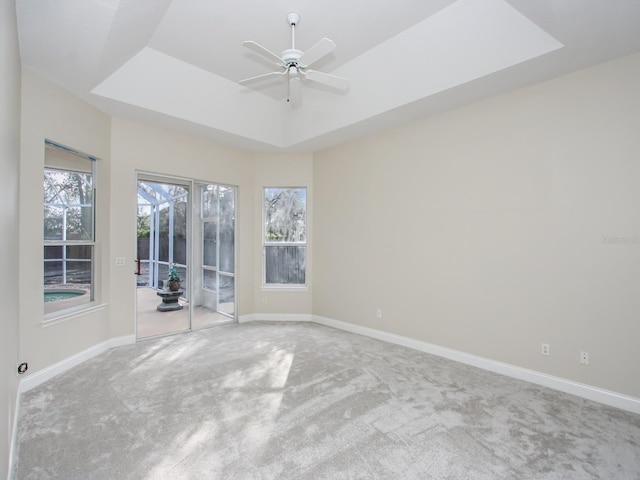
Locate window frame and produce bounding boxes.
[262,186,307,289]
[43,141,97,320]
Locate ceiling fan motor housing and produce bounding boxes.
[282,48,303,67]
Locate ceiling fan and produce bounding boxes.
[239,12,349,102]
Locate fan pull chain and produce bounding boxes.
[287,70,291,102]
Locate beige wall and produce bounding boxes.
[1,2,21,476]
[109,118,256,337]
[19,68,113,376]
[313,52,640,398]
[253,153,314,315]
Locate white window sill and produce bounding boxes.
[261,285,309,292]
[42,302,107,327]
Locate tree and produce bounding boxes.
[44,169,93,241]
[264,188,306,242]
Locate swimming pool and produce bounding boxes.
[44,289,87,302]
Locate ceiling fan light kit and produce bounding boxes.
[239,11,349,102]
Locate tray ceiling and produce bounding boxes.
[16,0,640,151]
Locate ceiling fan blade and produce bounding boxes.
[239,71,286,85]
[242,40,283,65]
[298,38,335,68]
[304,69,350,91]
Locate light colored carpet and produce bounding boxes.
[13,322,640,479]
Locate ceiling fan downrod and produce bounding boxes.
[286,12,301,102]
[287,12,300,50]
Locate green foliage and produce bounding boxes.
[137,211,150,238]
[168,264,180,282]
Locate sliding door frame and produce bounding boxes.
[135,171,238,340]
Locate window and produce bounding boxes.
[263,187,306,286]
[44,142,96,315]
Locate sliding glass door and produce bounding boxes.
[136,174,236,340]
[136,177,190,338]
[192,183,235,328]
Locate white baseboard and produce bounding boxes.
[312,315,640,415]
[238,313,313,324]
[18,334,135,394]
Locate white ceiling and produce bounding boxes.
[16,0,640,152]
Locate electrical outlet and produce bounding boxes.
[376,309,382,319]
[580,351,590,365]
[262,296,268,304]
[541,343,550,356]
